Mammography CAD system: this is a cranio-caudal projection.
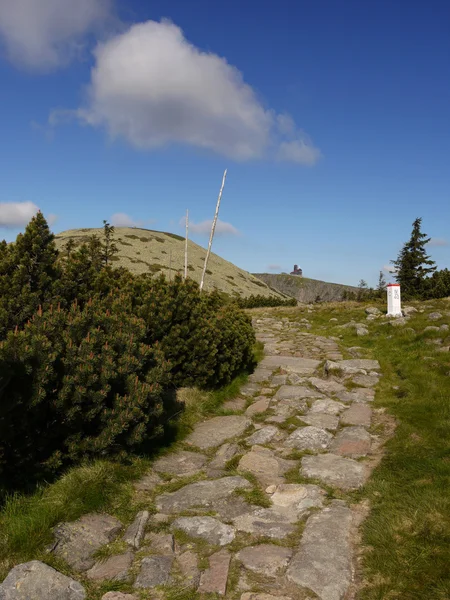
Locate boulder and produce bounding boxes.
[428,312,443,321]
[0,561,86,599]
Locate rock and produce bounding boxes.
[275,385,324,401]
[330,427,371,458]
[240,383,261,397]
[337,359,380,371]
[102,594,137,600]
[402,306,417,316]
[272,398,309,419]
[208,443,240,472]
[300,413,339,431]
[212,496,255,521]
[0,561,86,599]
[153,451,207,477]
[123,511,149,549]
[284,426,333,451]
[171,516,235,546]
[389,317,409,327]
[308,377,347,395]
[365,307,381,315]
[440,324,449,331]
[286,502,353,600]
[424,325,440,332]
[155,476,251,513]
[233,507,295,539]
[238,446,295,487]
[245,397,271,416]
[269,483,325,519]
[241,595,291,600]
[145,532,176,554]
[133,471,162,492]
[260,355,321,375]
[270,374,287,386]
[336,388,375,403]
[134,556,174,588]
[236,544,292,577]
[340,404,372,427]
[223,397,247,411]
[248,368,273,383]
[177,551,200,588]
[86,552,133,582]
[309,399,346,415]
[186,416,251,449]
[301,454,367,490]
[324,360,365,377]
[51,514,122,572]
[246,426,280,445]
[351,374,379,388]
[428,312,443,321]
[198,550,231,595]
[356,326,369,336]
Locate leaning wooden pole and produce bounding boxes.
[200,169,227,292]
[184,209,189,280]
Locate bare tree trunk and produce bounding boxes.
[184,209,189,280]
[200,169,227,292]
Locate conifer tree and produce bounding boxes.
[391,217,436,298]
[377,271,387,297]
[101,220,118,266]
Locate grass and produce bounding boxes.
[255,299,450,599]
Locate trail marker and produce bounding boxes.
[387,283,402,317]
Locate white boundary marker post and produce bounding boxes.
[200,169,227,292]
[387,283,402,316]
[184,209,189,280]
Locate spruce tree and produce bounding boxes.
[101,220,118,266]
[391,218,436,298]
[377,271,387,297]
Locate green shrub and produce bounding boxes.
[0,296,168,486]
[237,294,297,308]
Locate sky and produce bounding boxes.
[0,0,449,286]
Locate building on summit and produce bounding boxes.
[290,264,303,276]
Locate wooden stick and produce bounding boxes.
[184,209,189,280]
[200,169,227,292]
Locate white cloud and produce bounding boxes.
[110,212,142,227]
[60,19,320,164]
[0,201,39,228]
[428,237,448,247]
[383,264,397,274]
[47,213,58,226]
[180,216,239,237]
[0,0,113,70]
[267,264,283,271]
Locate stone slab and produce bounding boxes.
[207,443,240,472]
[134,556,174,589]
[123,511,149,549]
[172,516,235,546]
[340,404,372,427]
[198,550,231,596]
[86,552,133,582]
[236,544,292,577]
[330,427,371,458]
[145,532,176,554]
[301,454,367,491]
[269,484,325,519]
[300,413,340,431]
[223,397,247,411]
[337,359,380,371]
[308,377,347,395]
[275,385,324,401]
[245,397,271,416]
[238,446,295,487]
[351,374,379,388]
[284,426,333,452]
[0,561,86,599]
[308,399,346,416]
[152,451,207,476]
[260,356,321,375]
[233,508,296,539]
[336,388,375,404]
[245,426,280,445]
[155,476,251,513]
[177,551,200,588]
[102,594,137,600]
[133,471,162,492]
[286,502,353,600]
[186,416,251,449]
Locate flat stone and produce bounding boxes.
[212,496,256,521]
[356,326,369,336]
[233,507,295,539]
[152,451,207,477]
[134,555,174,588]
[123,511,149,549]
[269,483,325,519]
[270,374,287,386]
[236,544,292,577]
[300,413,339,431]
[86,552,133,582]
[245,397,271,416]
[424,325,440,332]
[287,373,307,385]
[389,317,409,327]
[155,476,251,513]
[309,399,346,415]
[245,426,280,445]
[145,532,176,554]
[284,426,333,451]
[186,416,251,449]
[248,368,273,383]
[325,360,366,376]
[428,312,443,320]
[238,446,295,487]
[223,397,247,411]
[351,374,379,388]
[275,385,324,401]
[52,513,122,572]
[337,359,380,371]
[241,595,291,600]
[286,501,353,600]
[177,551,200,588]
[0,561,86,599]
[301,454,367,490]
[102,594,137,600]
[240,383,261,397]
[172,516,235,546]
[260,355,321,375]
[273,398,309,418]
[340,404,372,427]
[308,377,347,395]
[330,427,371,458]
[198,550,231,595]
[336,388,375,403]
[133,471,162,492]
[365,307,381,315]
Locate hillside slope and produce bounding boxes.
[55,227,284,299]
[253,273,359,303]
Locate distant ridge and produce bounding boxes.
[252,273,359,303]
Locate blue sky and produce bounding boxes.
[0,0,449,286]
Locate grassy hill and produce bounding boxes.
[253,272,359,302]
[55,227,285,299]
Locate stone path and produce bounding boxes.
[0,315,384,600]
